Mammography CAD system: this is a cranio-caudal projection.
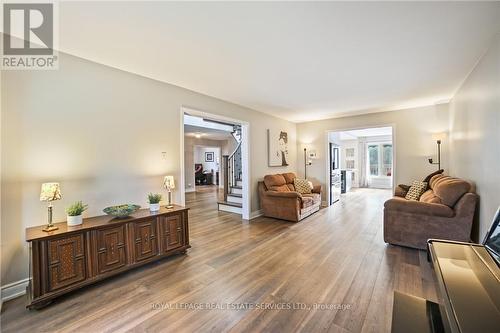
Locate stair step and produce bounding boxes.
[217,201,242,208]
[227,193,242,198]
[231,185,242,189]
[217,200,243,215]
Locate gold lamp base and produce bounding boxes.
[42,225,59,232]
[42,205,59,232]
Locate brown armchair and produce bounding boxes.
[258,172,321,222]
[384,174,478,250]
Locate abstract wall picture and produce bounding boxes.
[205,152,214,162]
[268,129,289,167]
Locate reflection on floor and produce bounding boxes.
[1,188,437,333]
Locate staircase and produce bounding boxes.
[218,125,243,215]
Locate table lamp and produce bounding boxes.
[40,182,62,232]
[163,176,175,208]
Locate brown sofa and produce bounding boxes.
[384,174,478,250]
[258,172,321,222]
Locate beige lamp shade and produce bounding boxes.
[163,176,175,191]
[432,132,447,142]
[40,183,62,201]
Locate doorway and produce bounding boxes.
[180,107,250,219]
[327,126,395,205]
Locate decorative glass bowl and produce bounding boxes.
[103,204,141,218]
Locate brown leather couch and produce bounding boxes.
[258,172,321,222]
[384,174,478,250]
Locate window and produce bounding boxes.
[382,144,392,176]
[368,145,379,176]
[368,143,392,177]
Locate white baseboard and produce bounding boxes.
[1,278,29,302]
[250,209,263,219]
[185,188,195,193]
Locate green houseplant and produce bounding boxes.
[66,201,88,226]
[147,193,162,212]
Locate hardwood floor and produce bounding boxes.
[1,188,437,333]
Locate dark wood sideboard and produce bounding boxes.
[25,205,189,309]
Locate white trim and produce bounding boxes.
[249,209,264,219]
[1,278,28,302]
[325,123,397,205]
[218,204,243,214]
[180,106,251,220]
[179,110,186,206]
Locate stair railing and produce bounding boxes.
[222,141,242,201]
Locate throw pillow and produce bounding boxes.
[405,181,428,201]
[294,178,312,194]
[423,169,444,184]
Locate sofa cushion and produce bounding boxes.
[419,190,442,204]
[430,175,471,207]
[385,197,454,217]
[405,181,428,201]
[272,184,291,192]
[302,196,315,208]
[282,172,297,184]
[264,174,290,192]
[294,178,312,194]
[302,193,321,203]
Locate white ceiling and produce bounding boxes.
[338,127,393,141]
[54,2,500,122]
[184,125,232,141]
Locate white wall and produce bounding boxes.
[184,137,228,191]
[449,34,500,241]
[1,52,297,286]
[194,146,220,184]
[297,104,449,203]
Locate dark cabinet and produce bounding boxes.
[132,218,158,262]
[95,225,127,274]
[26,206,189,309]
[47,234,86,291]
[159,214,185,253]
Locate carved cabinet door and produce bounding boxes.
[132,218,158,262]
[96,225,127,274]
[47,234,86,291]
[159,213,185,253]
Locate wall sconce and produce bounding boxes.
[428,133,447,170]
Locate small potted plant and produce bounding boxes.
[148,193,162,212]
[66,201,88,226]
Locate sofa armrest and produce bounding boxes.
[384,197,454,218]
[266,191,302,199]
[312,185,322,194]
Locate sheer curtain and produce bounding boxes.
[358,137,368,187]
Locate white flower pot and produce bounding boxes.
[67,215,83,226]
[150,203,160,212]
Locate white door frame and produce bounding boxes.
[324,124,396,205]
[180,106,251,219]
